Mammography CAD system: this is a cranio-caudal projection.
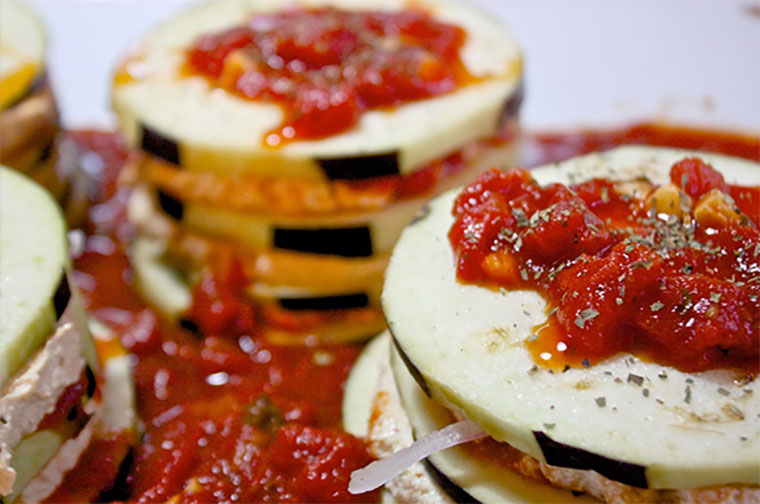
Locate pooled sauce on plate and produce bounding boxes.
[450,129,760,374]
[185,7,475,146]
[66,131,376,503]
[51,123,758,501]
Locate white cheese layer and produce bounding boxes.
[0,321,85,496]
[382,146,760,490]
[346,336,475,503]
[112,0,521,177]
[19,321,138,504]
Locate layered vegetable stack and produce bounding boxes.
[0,0,88,224]
[0,166,136,503]
[346,146,759,503]
[113,0,523,343]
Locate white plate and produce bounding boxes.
[26,0,760,132]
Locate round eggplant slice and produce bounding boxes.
[382,146,760,491]
[342,332,389,438]
[7,424,80,502]
[139,131,518,217]
[151,188,431,257]
[112,0,521,179]
[248,283,381,311]
[132,235,383,316]
[145,141,516,257]
[390,339,596,503]
[130,204,392,294]
[130,235,192,319]
[0,0,45,110]
[0,166,70,387]
[131,234,387,343]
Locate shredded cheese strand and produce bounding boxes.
[348,419,487,494]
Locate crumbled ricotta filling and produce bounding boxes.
[0,319,86,495]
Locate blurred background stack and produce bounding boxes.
[0,0,89,225]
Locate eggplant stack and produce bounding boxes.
[0,0,89,226]
[0,166,136,503]
[114,0,523,343]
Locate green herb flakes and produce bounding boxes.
[512,208,528,227]
[574,308,599,329]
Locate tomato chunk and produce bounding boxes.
[186,7,474,144]
[450,162,760,373]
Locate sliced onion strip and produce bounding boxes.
[348,418,487,494]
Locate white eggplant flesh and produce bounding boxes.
[112,0,521,178]
[382,146,760,490]
[0,167,70,388]
[390,339,597,503]
[149,141,516,257]
[130,235,192,319]
[342,333,389,438]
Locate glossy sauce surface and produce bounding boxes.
[186,7,473,145]
[50,123,759,501]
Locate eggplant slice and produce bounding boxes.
[382,146,760,491]
[112,0,522,178]
[390,335,596,503]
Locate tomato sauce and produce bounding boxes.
[65,131,377,503]
[43,435,134,503]
[50,123,758,502]
[450,140,759,374]
[523,122,760,167]
[186,7,473,145]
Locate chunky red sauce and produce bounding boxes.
[49,123,758,502]
[186,7,473,145]
[64,131,376,503]
[450,159,759,374]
